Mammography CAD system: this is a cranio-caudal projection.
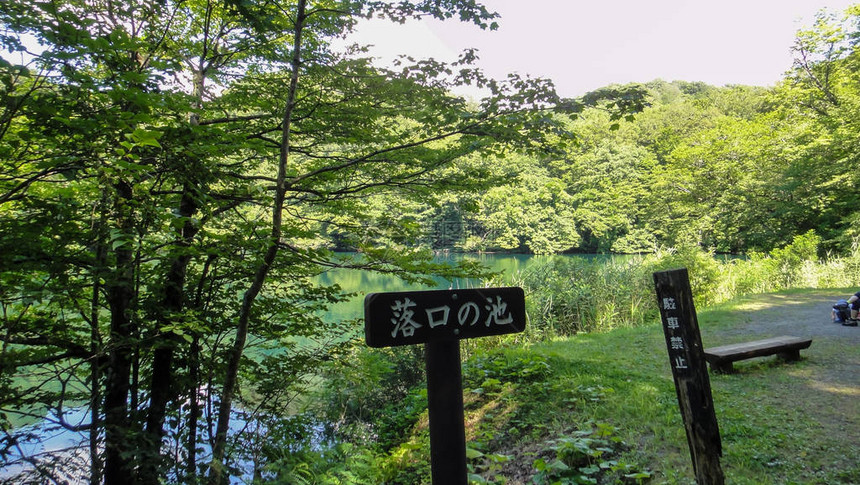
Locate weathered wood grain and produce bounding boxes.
[704,336,812,373]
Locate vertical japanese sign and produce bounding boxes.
[364,287,526,485]
[653,268,724,485]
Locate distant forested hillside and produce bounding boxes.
[349,7,860,256]
[389,58,860,254]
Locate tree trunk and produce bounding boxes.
[140,33,208,478]
[207,2,307,483]
[103,180,139,485]
[89,211,107,485]
[140,185,200,484]
[187,254,214,483]
[186,334,201,483]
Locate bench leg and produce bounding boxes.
[777,350,801,362]
[710,361,733,373]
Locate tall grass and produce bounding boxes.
[507,231,860,339]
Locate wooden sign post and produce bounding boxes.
[653,268,724,485]
[365,287,526,485]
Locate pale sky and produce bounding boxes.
[348,0,858,98]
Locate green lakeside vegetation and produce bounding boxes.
[2,0,860,483]
[280,235,860,485]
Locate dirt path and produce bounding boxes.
[711,290,860,342]
[701,290,859,483]
[704,289,860,396]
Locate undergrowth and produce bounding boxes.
[259,232,860,484]
[507,231,860,339]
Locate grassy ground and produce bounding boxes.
[451,288,860,485]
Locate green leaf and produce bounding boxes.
[467,473,489,484]
[466,447,484,459]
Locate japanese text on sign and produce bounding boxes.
[661,296,690,373]
[365,287,526,348]
[389,295,515,338]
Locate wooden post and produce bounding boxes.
[653,268,724,485]
[364,287,526,485]
[425,340,467,485]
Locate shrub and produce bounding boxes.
[507,232,857,338]
[770,230,821,288]
[640,243,722,307]
[510,255,657,338]
[313,343,426,446]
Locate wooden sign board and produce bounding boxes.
[364,287,526,348]
[653,268,724,485]
[364,286,527,484]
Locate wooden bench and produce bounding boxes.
[703,335,812,373]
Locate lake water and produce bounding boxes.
[2,253,609,481]
[314,252,586,324]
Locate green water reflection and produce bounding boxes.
[314,253,606,324]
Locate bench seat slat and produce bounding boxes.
[703,335,812,372]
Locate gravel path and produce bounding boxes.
[703,290,860,399]
[702,289,859,482]
[700,290,860,485]
[710,290,860,342]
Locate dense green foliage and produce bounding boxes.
[294,244,860,484]
[430,63,860,254]
[413,6,860,255]
[1,1,860,484]
[0,0,644,483]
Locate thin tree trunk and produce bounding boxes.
[141,32,209,478]
[103,180,138,485]
[207,2,307,483]
[188,254,215,483]
[89,209,107,485]
[141,186,199,485]
[186,334,201,483]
